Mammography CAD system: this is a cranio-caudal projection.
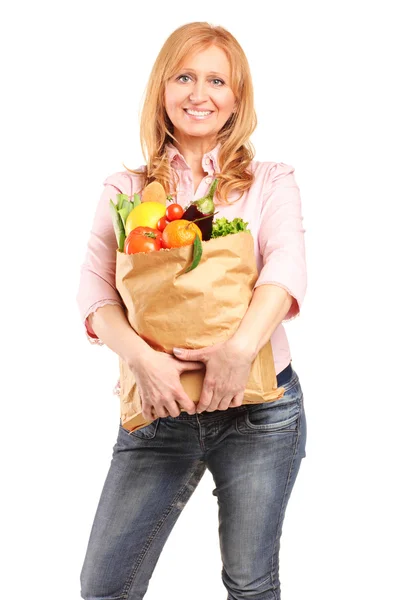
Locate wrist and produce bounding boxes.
[227,333,258,362]
[121,331,154,369]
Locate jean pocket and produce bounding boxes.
[236,394,302,435]
[119,418,161,441]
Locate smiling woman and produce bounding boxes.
[123,21,257,203]
[164,47,237,140]
[78,20,307,600]
[163,45,238,190]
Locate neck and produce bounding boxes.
[171,135,217,174]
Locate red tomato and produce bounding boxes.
[131,226,162,241]
[166,203,184,221]
[157,216,168,232]
[124,230,161,254]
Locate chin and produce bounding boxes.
[179,121,216,133]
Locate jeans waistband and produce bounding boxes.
[276,362,293,387]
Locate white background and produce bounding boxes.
[1,1,399,598]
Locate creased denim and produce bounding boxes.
[80,367,306,600]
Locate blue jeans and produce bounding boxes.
[80,364,307,600]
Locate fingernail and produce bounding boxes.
[173,348,182,355]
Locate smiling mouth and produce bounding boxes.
[183,109,214,117]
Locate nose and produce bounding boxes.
[188,79,208,103]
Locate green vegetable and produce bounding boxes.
[116,193,129,211]
[116,193,141,226]
[132,193,141,208]
[177,234,203,277]
[109,199,126,251]
[192,177,218,216]
[182,178,218,240]
[211,217,251,238]
[118,201,133,228]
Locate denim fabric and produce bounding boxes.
[80,366,306,600]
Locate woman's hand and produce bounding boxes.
[172,338,253,413]
[127,348,204,421]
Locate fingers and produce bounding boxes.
[142,404,155,421]
[216,395,233,411]
[153,406,169,418]
[142,390,244,421]
[142,397,161,420]
[141,387,197,420]
[228,393,244,408]
[143,400,182,420]
[176,360,205,373]
[196,380,214,413]
[175,388,197,415]
[197,377,245,412]
[209,392,244,411]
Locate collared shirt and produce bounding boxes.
[76,142,307,380]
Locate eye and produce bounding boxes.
[177,74,191,83]
[211,78,225,86]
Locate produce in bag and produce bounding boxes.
[109,179,285,433]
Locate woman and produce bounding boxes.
[77,21,307,600]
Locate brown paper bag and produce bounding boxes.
[115,232,285,432]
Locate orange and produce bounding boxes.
[162,219,203,248]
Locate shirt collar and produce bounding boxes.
[165,141,220,173]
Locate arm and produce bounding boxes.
[231,161,307,358]
[77,173,201,417]
[173,285,293,413]
[87,304,152,366]
[173,162,307,412]
[77,174,154,365]
[229,284,293,361]
[253,161,307,322]
[76,174,135,343]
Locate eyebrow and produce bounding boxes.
[179,68,228,78]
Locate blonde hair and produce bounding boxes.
[124,22,257,204]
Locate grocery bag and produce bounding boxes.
[115,231,285,432]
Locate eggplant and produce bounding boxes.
[182,178,218,241]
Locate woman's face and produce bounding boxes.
[164,44,237,147]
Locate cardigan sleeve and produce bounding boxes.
[254,162,307,322]
[76,171,141,344]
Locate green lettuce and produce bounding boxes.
[211,217,251,238]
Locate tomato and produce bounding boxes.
[166,203,184,221]
[131,226,162,241]
[156,216,168,232]
[160,237,170,249]
[124,229,161,254]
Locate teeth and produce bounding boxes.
[186,109,212,116]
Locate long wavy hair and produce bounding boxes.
[124,22,257,204]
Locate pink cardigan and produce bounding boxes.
[76,142,307,382]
